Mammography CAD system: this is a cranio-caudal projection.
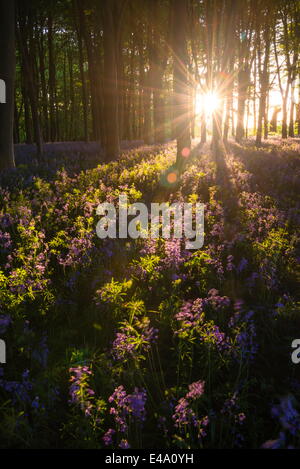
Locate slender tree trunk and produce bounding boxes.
[137,34,145,140]
[38,25,49,142]
[0,0,15,170]
[270,107,280,133]
[48,12,56,141]
[143,68,152,143]
[23,83,32,144]
[117,45,125,140]
[190,86,196,140]
[264,89,269,139]
[18,14,43,157]
[172,0,191,169]
[201,112,207,143]
[68,50,75,139]
[76,1,100,140]
[253,54,257,134]
[288,63,297,137]
[256,24,270,146]
[63,51,68,140]
[236,68,249,142]
[127,37,135,140]
[223,1,236,143]
[151,0,167,144]
[282,99,288,138]
[223,74,234,142]
[280,11,297,139]
[14,100,20,143]
[297,76,300,136]
[102,0,120,161]
[74,5,88,142]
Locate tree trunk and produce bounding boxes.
[102,0,120,161]
[297,77,300,136]
[76,1,101,141]
[270,107,280,133]
[0,0,15,170]
[236,69,249,142]
[223,73,234,143]
[23,83,32,144]
[68,50,75,139]
[38,24,49,142]
[17,12,43,158]
[201,114,207,143]
[137,33,145,140]
[282,96,288,139]
[73,0,88,142]
[264,89,269,139]
[172,0,191,169]
[289,62,298,137]
[151,0,167,144]
[14,100,20,144]
[223,1,236,144]
[256,24,270,146]
[48,12,56,141]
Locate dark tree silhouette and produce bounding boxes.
[0,0,15,170]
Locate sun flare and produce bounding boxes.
[195,91,219,115]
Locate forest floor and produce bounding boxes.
[0,137,299,448]
[14,139,145,161]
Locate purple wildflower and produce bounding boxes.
[186,380,205,400]
[111,317,158,361]
[103,428,116,446]
[236,257,248,273]
[69,365,95,417]
[271,396,300,437]
[119,439,130,449]
[172,380,208,440]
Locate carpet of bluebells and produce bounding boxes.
[0,138,299,448]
